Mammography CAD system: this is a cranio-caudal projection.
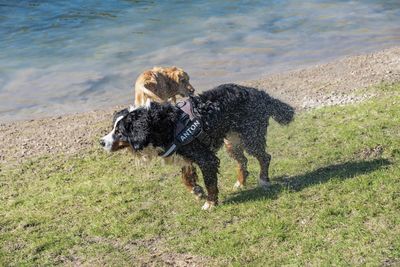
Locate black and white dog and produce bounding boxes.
[100,84,294,210]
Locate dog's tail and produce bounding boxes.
[266,95,295,125]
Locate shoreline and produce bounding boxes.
[1,46,400,164]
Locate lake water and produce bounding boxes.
[1,0,400,121]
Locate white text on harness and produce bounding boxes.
[179,120,201,143]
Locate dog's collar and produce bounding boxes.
[160,98,208,157]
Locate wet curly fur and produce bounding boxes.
[108,83,294,209]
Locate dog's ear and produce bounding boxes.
[127,133,145,151]
[120,110,150,151]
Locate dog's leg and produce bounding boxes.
[196,156,219,211]
[256,153,271,188]
[135,91,144,106]
[200,166,219,211]
[181,164,205,200]
[224,138,248,189]
[242,133,271,188]
[180,146,220,210]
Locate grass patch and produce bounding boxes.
[1,84,399,266]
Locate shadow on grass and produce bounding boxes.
[224,159,392,204]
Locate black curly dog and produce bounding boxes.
[100,84,294,210]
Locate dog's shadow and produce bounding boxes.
[224,159,392,204]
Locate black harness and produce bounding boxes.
[160,99,208,157]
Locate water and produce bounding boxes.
[1,0,400,122]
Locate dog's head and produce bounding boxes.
[100,102,174,153]
[100,108,131,152]
[100,106,151,152]
[167,66,195,97]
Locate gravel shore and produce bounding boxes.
[1,46,400,164]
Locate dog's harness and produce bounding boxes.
[160,99,209,157]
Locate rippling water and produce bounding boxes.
[1,0,400,121]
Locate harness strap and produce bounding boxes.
[176,99,196,120]
[160,143,177,157]
[160,99,209,158]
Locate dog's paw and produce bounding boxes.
[201,201,216,211]
[191,185,205,200]
[259,179,271,189]
[233,180,244,189]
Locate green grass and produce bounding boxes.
[1,84,400,266]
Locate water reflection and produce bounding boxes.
[0,0,399,121]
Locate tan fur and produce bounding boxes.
[134,66,195,106]
[225,132,248,187]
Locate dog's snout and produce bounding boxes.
[186,87,195,96]
[99,139,106,147]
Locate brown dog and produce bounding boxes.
[133,66,204,199]
[134,66,195,106]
